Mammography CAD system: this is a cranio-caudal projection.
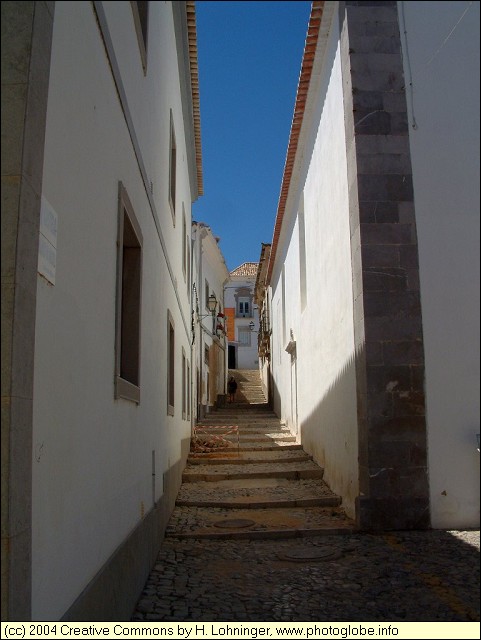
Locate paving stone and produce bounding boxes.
[132,372,480,622]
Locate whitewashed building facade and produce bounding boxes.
[225,263,260,370]
[191,222,230,418]
[2,0,203,621]
[263,1,479,530]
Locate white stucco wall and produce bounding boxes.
[399,1,480,528]
[192,226,229,408]
[32,2,195,619]
[225,275,259,370]
[270,9,359,516]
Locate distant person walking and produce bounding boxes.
[227,376,238,403]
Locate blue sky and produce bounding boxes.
[193,1,312,272]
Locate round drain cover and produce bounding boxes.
[280,548,341,562]
[213,518,255,529]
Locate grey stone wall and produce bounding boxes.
[339,1,430,530]
[1,1,55,620]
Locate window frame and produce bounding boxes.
[131,1,149,74]
[115,182,143,404]
[182,205,187,282]
[238,326,251,347]
[167,311,175,416]
[186,360,191,419]
[182,348,186,420]
[169,111,177,224]
[205,279,210,311]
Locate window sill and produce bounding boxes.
[115,377,140,404]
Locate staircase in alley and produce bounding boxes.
[166,370,356,539]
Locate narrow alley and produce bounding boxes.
[132,371,480,623]
[2,0,479,624]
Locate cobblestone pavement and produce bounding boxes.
[133,377,479,623]
[176,478,340,505]
[132,529,479,622]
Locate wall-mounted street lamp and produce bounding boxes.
[196,292,218,337]
[199,292,217,320]
[249,320,258,333]
[207,293,217,315]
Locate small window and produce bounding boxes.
[204,345,209,365]
[239,300,250,316]
[187,360,191,419]
[169,112,176,223]
[182,349,186,419]
[167,312,175,416]
[298,194,307,311]
[115,183,142,404]
[182,207,187,281]
[186,241,191,295]
[238,327,251,347]
[131,2,149,73]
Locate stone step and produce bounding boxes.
[235,443,302,451]
[195,430,295,440]
[198,417,282,424]
[192,442,300,452]
[182,460,324,483]
[187,450,311,465]
[227,434,297,442]
[198,424,284,430]
[165,505,355,540]
[176,477,341,509]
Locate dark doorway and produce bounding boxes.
[228,345,236,369]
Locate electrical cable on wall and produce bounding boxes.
[400,1,418,130]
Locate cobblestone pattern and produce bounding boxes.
[182,460,324,479]
[188,450,310,464]
[176,478,339,503]
[132,530,480,622]
[166,505,352,538]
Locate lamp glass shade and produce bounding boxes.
[207,293,217,313]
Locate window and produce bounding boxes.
[115,183,142,404]
[186,241,191,295]
[131,1,149,73]
[235,288,252,317]
[238,300,250,316]
[204,345,209,365]
[167,312,175,415]
[238,327,251,347]
[182,349,186,419]
[298,194,307,311]
[182,206,187,281]
[281,266,286,347]
[187,361,191,418]
[169,112,176,222]
[205,279,210,311]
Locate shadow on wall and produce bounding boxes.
[300,348,359,516]
[61,437,191,622]
[271,342,431,529]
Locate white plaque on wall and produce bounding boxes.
[38,196,58,285]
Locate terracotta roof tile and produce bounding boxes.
[230,262,259,277]
[186,1,203,196]
[267,1,324,283]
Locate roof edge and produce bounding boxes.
[186,1,203,196]
[266,1,325,284]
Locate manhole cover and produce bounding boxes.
[213,518,255,529]
[279,548,341,562]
